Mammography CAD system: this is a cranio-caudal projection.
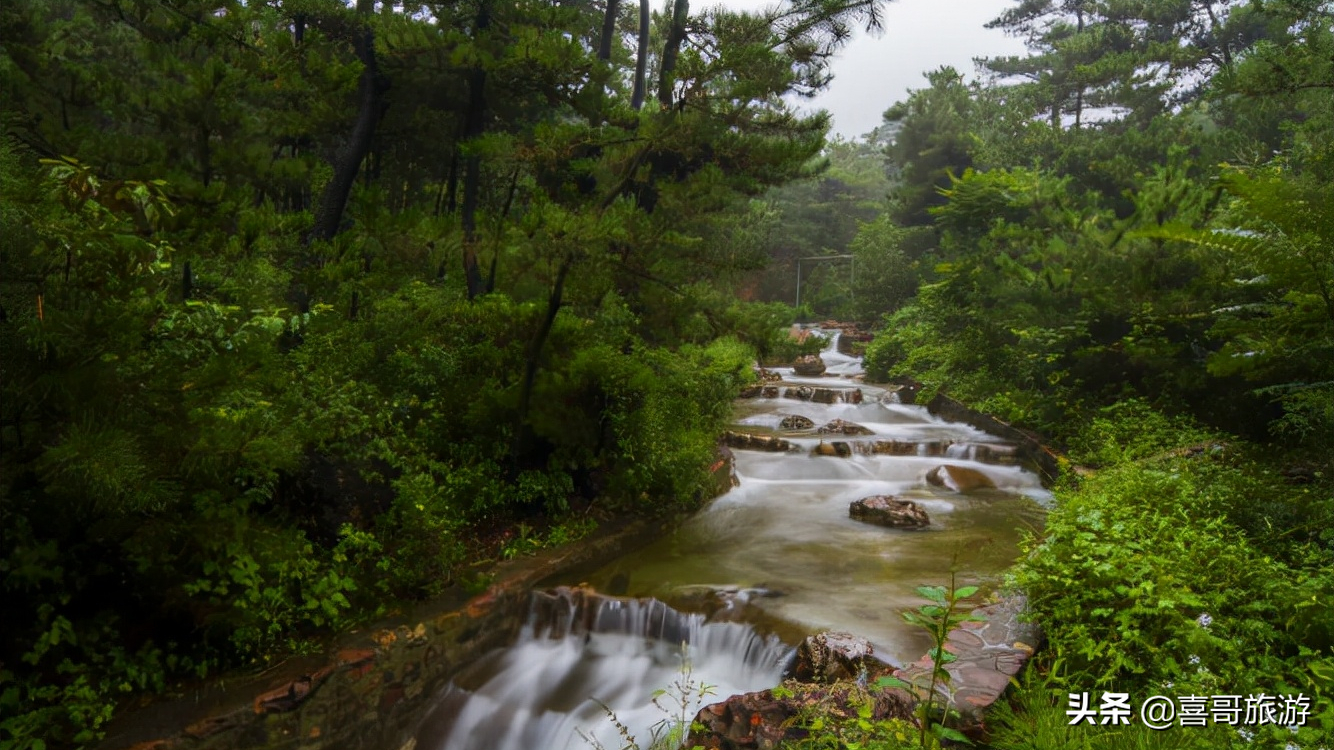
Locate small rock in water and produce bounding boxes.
[780,414,815,430]
[792,354,827,377]
[812,441,852,457]
[925,464,996,492]
[817,418,873,436]
[849,495,930,529]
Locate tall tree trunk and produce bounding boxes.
[513,253,575,461]
[460,1,491,299]
[631,0,650,110]
[1073,9,1084,130]
[657,0,688,108]
[436,145,460,216]
[308,7,387,243]
[598,0,621,61]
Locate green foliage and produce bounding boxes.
[1006,404,1334,750]
[783,692,921,750]
[984,672,1245,750]
[877,576,981,747]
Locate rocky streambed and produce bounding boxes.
[415,331,1050,749]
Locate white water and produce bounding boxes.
[415,330,1048,750]
[415,595,792,750]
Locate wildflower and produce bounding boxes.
[1196,613,1213,628]
[1189,655,1201,665]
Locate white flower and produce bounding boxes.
[1196,612,1214,628]
[1238,727,1255,742]
[1188,655,1201,665]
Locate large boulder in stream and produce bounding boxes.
[925,464,996,492]
[792,355,827,377]
[779,414,815,430]
[816,419,873,436]
[849,495,930,529]
[792,631,876,683]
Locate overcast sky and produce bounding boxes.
[714,0,1028,138]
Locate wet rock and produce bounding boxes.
[849,496,929,529]
[687,682,915,750]
[754,367,783,382]
[792,355,827,377]
[817,419,873,436]
[963,443,1020,464]
[761,385,781,398]
[809,388,841,404]
[812,441,852,458]
[845,388,864,404]
[791,631,876,683]
[869,439,948,456]
[723,431,792,452]
[784,386,814,401]
[779,414,815,430]
[893,594,1043,723]
[739,385,763,399]
[925,464,996,492]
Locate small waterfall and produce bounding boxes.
[415,589,793,750]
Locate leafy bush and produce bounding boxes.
[1008,404,1334,749]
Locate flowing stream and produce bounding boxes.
[414,332,1049,750]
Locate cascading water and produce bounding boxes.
[415,329,1048,750]
[415,591,792,750]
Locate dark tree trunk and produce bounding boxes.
[435,145,460,216]
[598,0,621,61]
[657,0,689,108]
[308,19,388,243]
[514,254,575,460]
[631,0,650,110]
[460,1,492,299]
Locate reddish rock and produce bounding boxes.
[812,441,852,457]
[925,465,996,492]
